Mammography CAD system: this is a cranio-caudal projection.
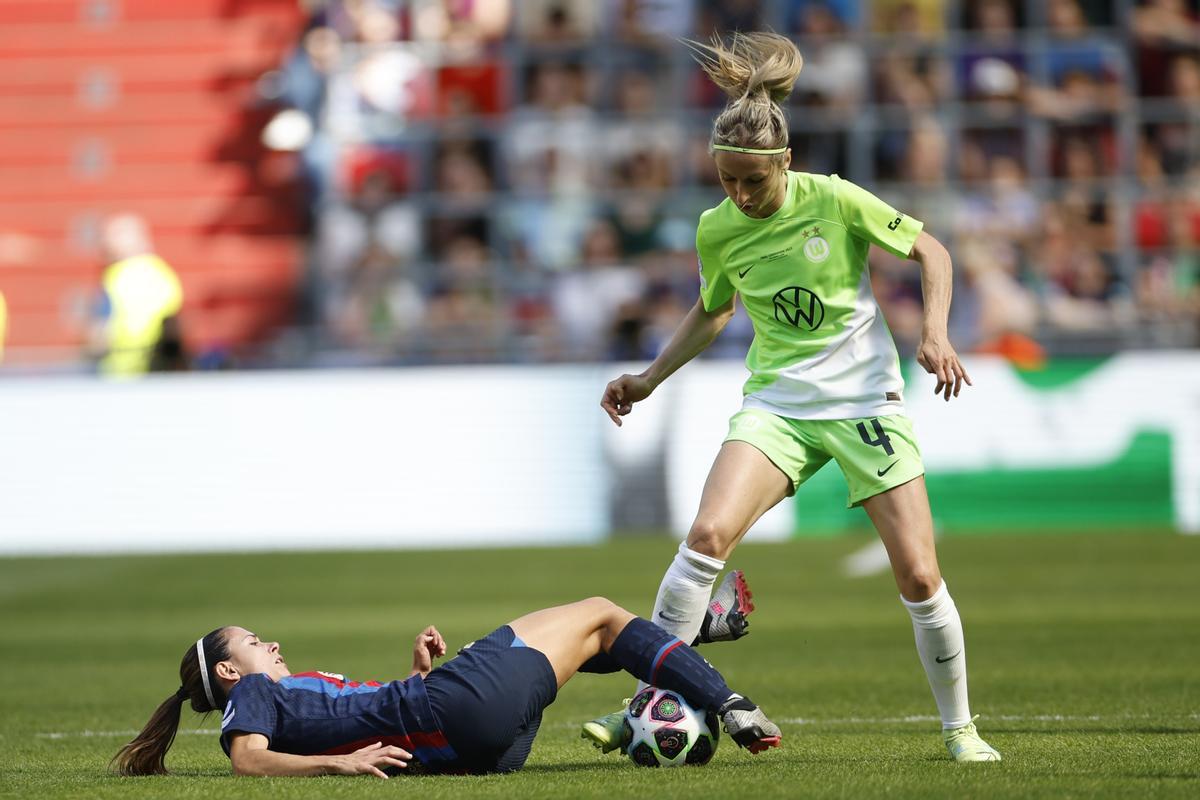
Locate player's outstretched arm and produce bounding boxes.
[909,231,972,402]
[601,296,736,426]
[229,733,411,779]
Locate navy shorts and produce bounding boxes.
[423,625,558,774]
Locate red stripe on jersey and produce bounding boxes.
[318,730,451,756]
[293,671,383,689]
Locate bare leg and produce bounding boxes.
[862,475,941,601]
[508,597,636,688]
[863,475,972,729]
[687,441,792,559]
[644,440,792,652]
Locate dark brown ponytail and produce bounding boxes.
[112,627,230,776]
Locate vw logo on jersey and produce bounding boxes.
[803,236,831,262]
[773,286,825,331]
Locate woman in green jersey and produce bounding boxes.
[585,32,1000,762]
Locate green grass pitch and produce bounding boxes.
[2,531,1198,799]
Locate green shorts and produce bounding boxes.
[724,409,926,507]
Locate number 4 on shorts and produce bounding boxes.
[856,419,895,456]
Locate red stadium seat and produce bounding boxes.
[0,0,306,359]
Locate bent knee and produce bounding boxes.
[576,596,626,619]
[897,570,942,602]
[687,518,739,560]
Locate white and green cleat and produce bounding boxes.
[943,716,1001,762]
[581,699,632,754]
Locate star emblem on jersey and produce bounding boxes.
[772,286,825,331]
[803,236,831,262]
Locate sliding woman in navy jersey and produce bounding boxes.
[113,596,781,778]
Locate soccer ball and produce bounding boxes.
[624,686,719,767]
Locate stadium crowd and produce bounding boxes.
[258,0,1200,366]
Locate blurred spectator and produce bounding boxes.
[957,0,1026,117]
[599,67,683,192]
[0,288,6,364]
[326,242,425,351]
[871,250,925,354]
[950,237,1040,353]
[605,0,694,43]
[90,215,186,376]
[877,115,949,185]
[412,0,511,45]
[608,281,690,360]
[787,0,861,31]
[504,60,596,195]
[515,0,600,42]
[1133,0,1200,97]
[551,219,646,359]
[261,26,342,208]
[789,129,849,176]
[316,161,422,329]
[697,0,763,36]
[789,1,867,116]
[423,234,507,361]
[874,46,951,111]
[1137,190,1200,345]
[872,0,945,39]
[434,137,495,207]
[955,155,1040,250]
[1025,0,1124,120]
[1035,207,1134,334]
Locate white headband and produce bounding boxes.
[195,637,218,709]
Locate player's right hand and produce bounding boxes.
[601,373,656,426]
[333,741,411,779]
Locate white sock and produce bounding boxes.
[636,542,724,692]
[901,581,972,730]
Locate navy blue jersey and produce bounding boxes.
[219,670,457,770]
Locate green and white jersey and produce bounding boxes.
[697,171,923,420]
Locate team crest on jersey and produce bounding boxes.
[803,236,831,262]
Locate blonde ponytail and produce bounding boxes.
[687,32,804,159]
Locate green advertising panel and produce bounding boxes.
[792,358,1180,536]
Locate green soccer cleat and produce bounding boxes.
[943,716,1002,762]
[581,699,632,754]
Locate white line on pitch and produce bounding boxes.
[37,729,219,739]
[781,713,1199,725]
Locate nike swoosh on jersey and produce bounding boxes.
[738,266,754,278]
[935,650,961,663]
[877,461,900,477]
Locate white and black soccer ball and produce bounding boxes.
[624,686,719,767]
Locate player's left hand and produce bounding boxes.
[917,334,972,402]
[410,626,446,678]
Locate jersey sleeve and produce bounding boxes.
[831,175,924,258]
[696,218,735,311]
[219,675,278,755]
